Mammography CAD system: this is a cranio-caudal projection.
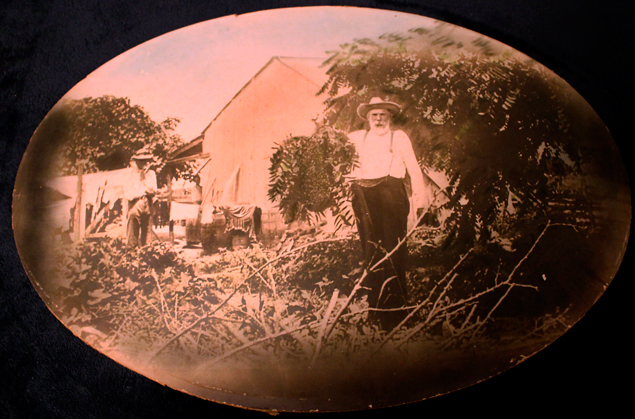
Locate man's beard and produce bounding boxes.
[370,123,390,135]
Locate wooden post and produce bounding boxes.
[73,163,84,242]
[122,197,129,240]
[167,172,174,243]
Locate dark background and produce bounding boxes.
[1,0,632,417]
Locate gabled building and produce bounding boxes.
[199,56,329,211]
[196,57,331,240]
[190,56,451,245]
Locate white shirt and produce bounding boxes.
[347,129,427,208]
[123,165,157,201]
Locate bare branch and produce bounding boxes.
[389,273,460,350]
[386,222,564,349]
[243,256,275,294]
[193,320,321,371]
[376,249,474,350]
[150,271,174,333]
[149,237,352,362]
[467,284,516,343]
[310,289,340,366]
[321,206,434,342]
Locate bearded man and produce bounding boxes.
[347,97,427,330]
[124,148,157,246]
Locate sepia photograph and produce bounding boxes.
[5,2,632,416]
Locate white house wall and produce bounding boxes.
[201,57,329,211]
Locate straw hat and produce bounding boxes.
[131,146,154,161]
[357,97,402,120]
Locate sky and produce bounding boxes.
[62,6,443,141]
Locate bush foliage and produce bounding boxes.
[314,24,597,252]
[47,223,572,388]
[268,126,357,229]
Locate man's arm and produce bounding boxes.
[144,170,157,195]
[397,131,428,210]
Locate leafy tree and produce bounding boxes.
[319,24,592,251]
[54,95,190,184]
[268,126,357,229]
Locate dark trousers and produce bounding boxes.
[351,176,410,329]
[127,196,152,246]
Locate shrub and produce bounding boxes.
[268,126,357,229]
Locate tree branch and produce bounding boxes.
[193,320,320,371]
[310,289,340,366]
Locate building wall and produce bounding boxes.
[200,58,328,211]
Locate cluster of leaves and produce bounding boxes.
[268,126,357,229]
[193,234,372,350]
[53,95,192,185]
[48,236,387,372]
[317,23,595,252]
[52,239,198,346]
[46,222,576,389]
[273,234,363,296]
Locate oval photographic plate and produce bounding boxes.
[11,6,631,413]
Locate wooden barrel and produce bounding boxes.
[185,218,200,244]
[231,232,250,250]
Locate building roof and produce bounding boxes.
[276,56,330,88]
[168,134,204,163]
[202,56,328,134]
